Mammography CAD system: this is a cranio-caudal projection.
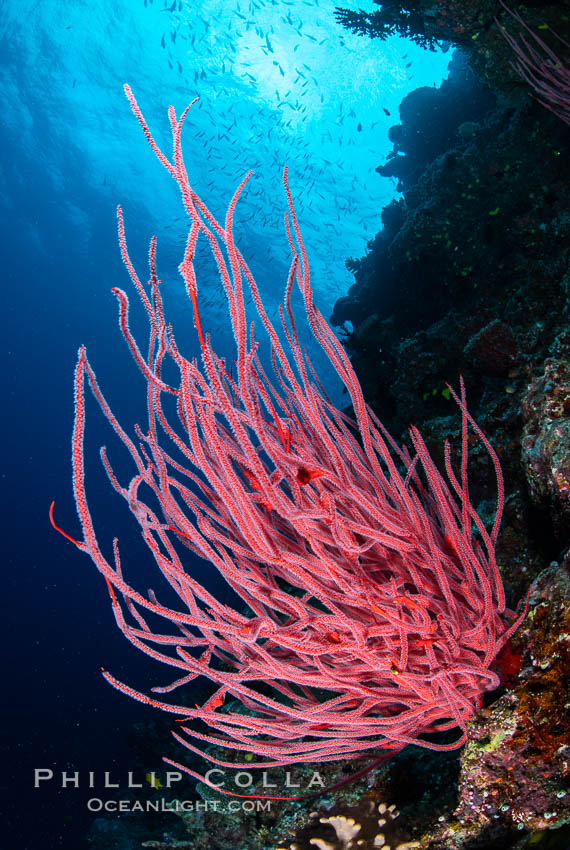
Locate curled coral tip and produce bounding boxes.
[49,501,82,547]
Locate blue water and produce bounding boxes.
[1,1,451,846]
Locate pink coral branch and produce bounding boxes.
[498,2,570,125]
[66,87,526,787]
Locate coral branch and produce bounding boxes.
[498,2,570,125]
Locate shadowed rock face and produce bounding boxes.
[420,564,570,849]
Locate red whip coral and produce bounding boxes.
[498,2,570,126]
[56,87,525,791]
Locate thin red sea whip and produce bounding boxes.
[56,86,524,793]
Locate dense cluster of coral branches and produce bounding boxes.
[66,87,522,785]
